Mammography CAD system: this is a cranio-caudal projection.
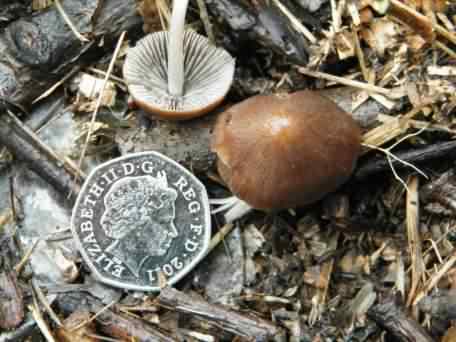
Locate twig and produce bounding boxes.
[208,223,235,253]
[434,21,456,46]
[353,28,368,81]
[355,140,456,180]
[435,41,456,60]
[0,109,84,197]
[76,31,126,175]
[88,67,127,85]
[196,0,215,44]
[414,253,456,306]
[158,287,281,340]
[9,176,16,223]
[32,280,62,327]
[87,299,178,342]
[5,109,85,180]
[362,142,428,193]
[156,0,171,30]
[272,0,317,44]
[361,125,430,192]
[298,67,399,97]
[33,66,81,104]
[14,239,40,274]
[180,329,215,342]
[83,334,122,342]
[54,0,89,42]
[29,295,57,342]
[70,300,117,332]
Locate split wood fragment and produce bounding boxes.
[158,286,281,340]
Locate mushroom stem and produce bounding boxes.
[168,0,189,97]
[210,196,254,223]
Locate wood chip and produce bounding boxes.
[427,65,456,76]
[405,176,425,307]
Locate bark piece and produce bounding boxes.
[0,270,24,330]
[158,286,281,341]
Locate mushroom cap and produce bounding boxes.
[123,30,235,120]
[211,90,362,210]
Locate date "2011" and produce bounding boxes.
[146,256,184,282]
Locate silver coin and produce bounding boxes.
[71,151,211,291]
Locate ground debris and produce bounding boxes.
[0,0,456,341]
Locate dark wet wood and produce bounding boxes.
[368,297,434,342]
[206,0,309,64]
[0,1,29,29]
[0,106,82,199]
[354,141,456,180]
[0,0,141,106]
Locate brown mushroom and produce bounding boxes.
[211,90,362,222]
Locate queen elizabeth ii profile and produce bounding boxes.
[100,171,179,277]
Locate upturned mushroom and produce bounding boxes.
[123,0,235,120]
[211,90,362,222]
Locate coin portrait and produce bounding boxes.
[71,152,211,291]
[101,173,179,277]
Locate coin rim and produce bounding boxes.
[70,151,211,291]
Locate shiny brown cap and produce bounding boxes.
[211,90,362,210]
[123,30,235,120]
